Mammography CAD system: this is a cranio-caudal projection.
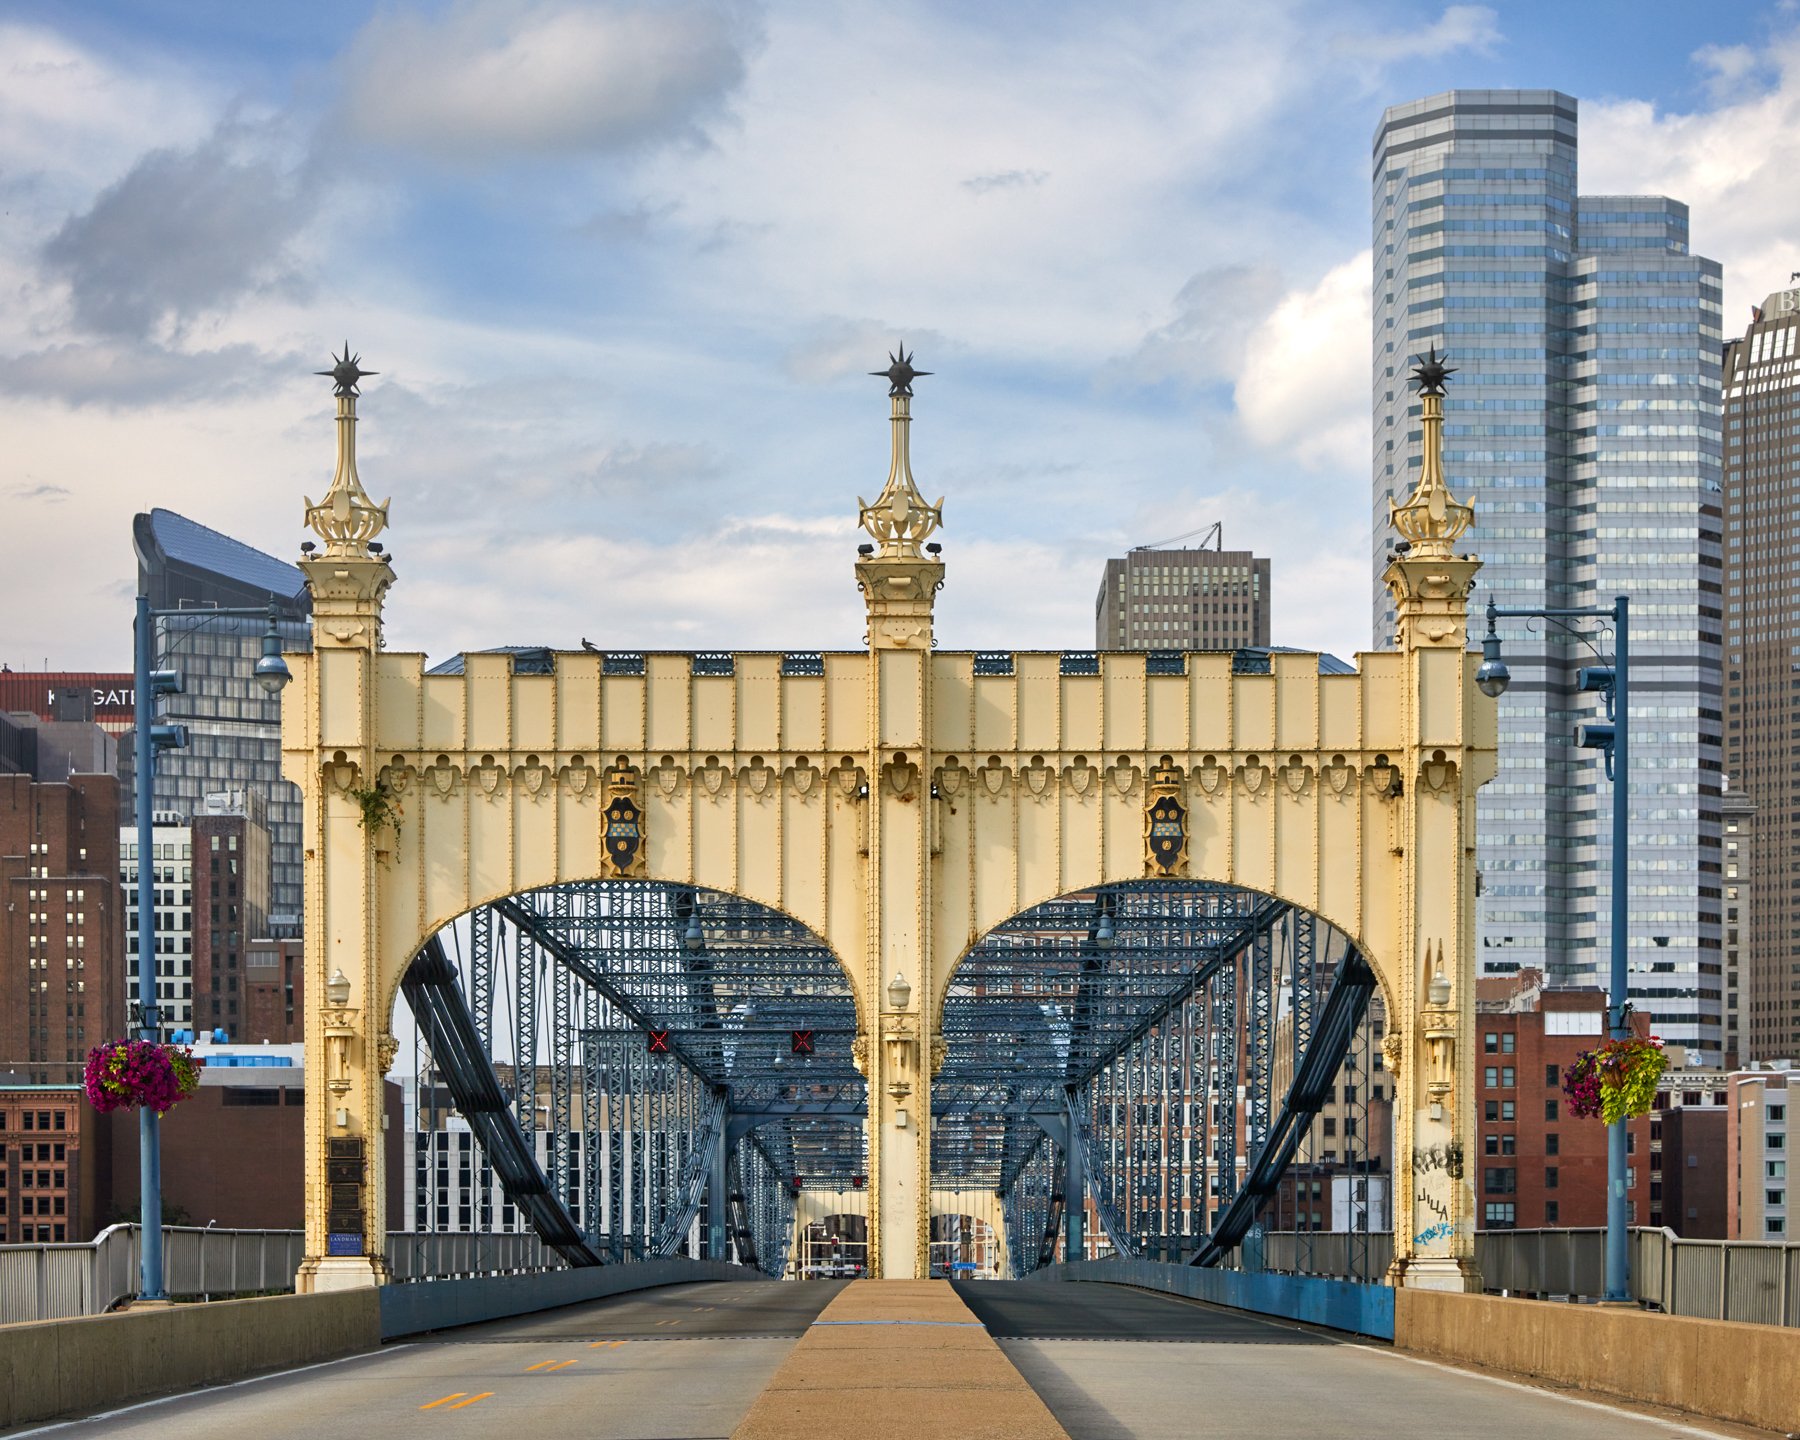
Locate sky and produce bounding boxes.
[3,0,1799,673]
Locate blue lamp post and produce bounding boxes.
[131,597,290,1301]
[1476,593,1632,1304]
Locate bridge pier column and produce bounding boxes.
[1380,372,1493,1293]
[288,368,397,1294]
[855,373,945,1280]
[1063,1135,1086,1263]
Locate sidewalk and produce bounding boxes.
[730,1280,1069,1440]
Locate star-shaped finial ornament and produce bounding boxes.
[871,345,931,397]
[316,343,377,397]
[1409,345,1456,396]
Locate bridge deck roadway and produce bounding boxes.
[6,1281,845,1440]
[956,1282,1773,1440]
[7,1279,1779,1440]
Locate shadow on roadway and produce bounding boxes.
[952,1280,1333,1343]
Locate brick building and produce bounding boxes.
[188,791,271,1037]
[1474,971,1656,1230]
[0,1084,110,1242]
[244,937,305,1044]
[0,768,126,1084]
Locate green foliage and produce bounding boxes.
[346,777,403,856]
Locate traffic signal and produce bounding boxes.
[647,1030,671,1054]
[791,1029,815,1056]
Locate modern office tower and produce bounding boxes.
[1722,288,1800,1061]
[0,764,125,1085]
[119,815,194,1034]
[132,509,311,928]
[1095,538,1270,650]
[1374,90,1725,1057]
[1721,788,1753,1065]
[189,791,271,1037]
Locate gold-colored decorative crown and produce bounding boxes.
[304,346,391,558]
[1388,346,1473,553]
[857,347,944,557]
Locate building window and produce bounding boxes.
[1545,1100,1558,1122]
[1546,1064,1560,1087]
[1483,1168,1516,1195]
[1485,1033,1499,1053]
[1545,1201,1559,1225]
[1501,1067,1514,1088]
[1502,1101,1515,1122]
[1485,1067,1498,1088]
[1545,1133,1559,1156]
[1485,1101,1499,1121]
[1501,1034,1515,1054]
[1545,1167,1559,1190]
[1484,1203,1516,1229]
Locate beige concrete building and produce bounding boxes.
[1727,1065,1790,1240]
[1095,540,1270,651]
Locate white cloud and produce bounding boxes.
[1109,264,1286,390]
[1234,252,1370,474]
[1331,4,1500,64]
[1585,35,1800,325]
[335,1,756,162]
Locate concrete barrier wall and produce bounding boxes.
[379,1257,765,1338]
[1396,1289,1800,1434]
[0,1289,380,1431]
[1028,1258,1394,1340]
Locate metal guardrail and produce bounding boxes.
[1243,1227,1800,1328]
[0,1227,565,1326]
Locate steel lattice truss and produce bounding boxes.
[405,877,1374,1277]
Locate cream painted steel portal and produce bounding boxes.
[283,354,1494,1289]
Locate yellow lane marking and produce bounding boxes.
[589,1339,629,1348]
[654,1318,682,1328]
[419,1393,466,1410]
[525,1360,556,1371]
[541,1360,578,1373]
[446,1393,494,1410]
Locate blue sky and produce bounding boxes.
[3,1,1797,671]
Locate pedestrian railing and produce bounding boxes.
[1241,1227,1800,1328]
[0,1226,566,1325]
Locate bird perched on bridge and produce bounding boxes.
[580,637,600,653]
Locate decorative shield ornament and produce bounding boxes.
[601,764,647,877]
[1143,764,1189,877]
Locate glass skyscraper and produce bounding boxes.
[132,509,312,928]
[1373,91,1724,1058]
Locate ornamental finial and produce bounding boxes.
[857,346,943,556]
[304,346,391,557]
[1389,346,1473,554]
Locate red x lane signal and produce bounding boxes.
[647,1030,671,1054]
[790,1029,815,1056]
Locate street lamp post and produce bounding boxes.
[1476,593,1632,1304]
[131,597,290,1302]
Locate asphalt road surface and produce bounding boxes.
[9,1281,846,1440]
[956,1281,1768,1440]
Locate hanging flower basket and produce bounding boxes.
[83,1040,204,1115]
[1563,1036,1666,1124]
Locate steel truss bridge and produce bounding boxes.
[402,878,1377,1279]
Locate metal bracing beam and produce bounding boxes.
[512,921,537,1137]
[549,888,574,1209]
[402,937,604,1266]
[1212,953,1238,1211]
[1067,1086,1133,1257]
[493,895,714,1088]
[470,905,495,1053]
[1247,922,1274,1154]
[1189,944,1378,1267]
[655,1088,724,1256]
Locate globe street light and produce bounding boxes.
[1479,594,1633,1304]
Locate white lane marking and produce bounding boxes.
[4,1344,416,1439]
[1360,1346,1744,1438]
